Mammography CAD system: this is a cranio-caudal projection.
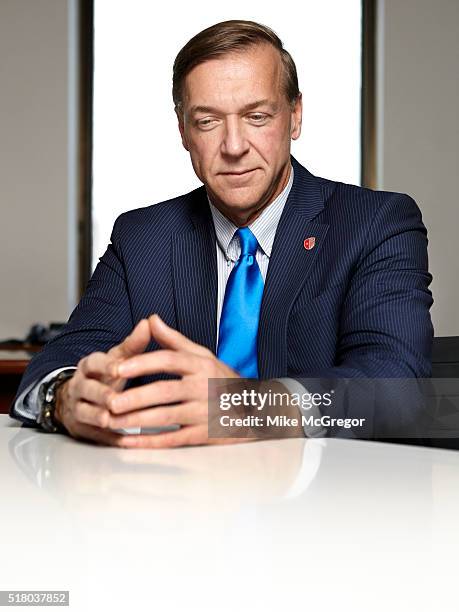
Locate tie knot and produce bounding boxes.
[236,227,258,257]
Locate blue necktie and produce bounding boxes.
[217,227,264,378]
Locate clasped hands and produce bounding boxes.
[55,315,241,448]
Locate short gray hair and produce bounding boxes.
[172,20,300,113]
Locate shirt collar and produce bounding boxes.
[208,165,294,262]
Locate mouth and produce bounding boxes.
[219,169,257,177]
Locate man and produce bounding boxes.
[11,20,433,447]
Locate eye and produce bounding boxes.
[196,117,219,129]
[247,113,269,124]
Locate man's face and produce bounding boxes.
[177,43,302,226]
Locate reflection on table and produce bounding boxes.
[2,416,459,612]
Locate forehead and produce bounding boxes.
[182,44,284,110]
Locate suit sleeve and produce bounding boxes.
[10,215,134,424]
[324,193,433,378]
[295,193,434,437]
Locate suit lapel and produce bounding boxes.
[171,188,218,352]
[258,157,331,378]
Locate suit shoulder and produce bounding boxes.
[316,175,419,217]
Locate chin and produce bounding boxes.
[221,187,264,207]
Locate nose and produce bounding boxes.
[220,116,250,158]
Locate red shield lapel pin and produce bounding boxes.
[303,237,316,250]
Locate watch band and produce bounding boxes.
[37,370,75,433]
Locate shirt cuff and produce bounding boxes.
[274,377,328,438]
[273,378,327,499]
[283,438,326,499]
[13,367,77,421]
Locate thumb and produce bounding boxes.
[148,314,210,356]
[109,318,151,360]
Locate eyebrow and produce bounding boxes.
[189,99,276,115]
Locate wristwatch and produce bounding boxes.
[37,370,74,433]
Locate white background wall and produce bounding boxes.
[0,0,458,339]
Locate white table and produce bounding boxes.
[1,415,459,611]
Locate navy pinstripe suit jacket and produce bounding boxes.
[12,156,433,425]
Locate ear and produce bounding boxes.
[176,108,189,152]
[290,93,303,141]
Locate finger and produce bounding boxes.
[118,425,206,448]
[109,379,189,414]
[109,402,200,429]
[73,400,112,428]
[79,352,115,379]
[149,314,212,357]
[116,349,204,378]
[78,378,114,407]
[109,318,151,360]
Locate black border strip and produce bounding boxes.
[78,0,94,294]
[361,0,376,188]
